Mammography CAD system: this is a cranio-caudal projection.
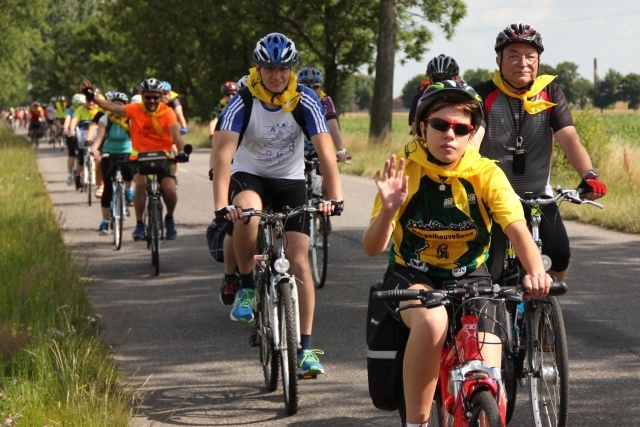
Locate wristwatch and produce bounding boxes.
[582,169,598,179]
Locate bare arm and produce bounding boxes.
[212,130,240,210]
[503,220,551,298]
[554,125,593,176]
[92,97,127,117]
[168,123,185,152]
[174,104,188,129]
[92,121,107,158]
[313,132,343,202]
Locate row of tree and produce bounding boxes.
[1,0,472,143]
[4,1,634,145]
[400,63,640,112]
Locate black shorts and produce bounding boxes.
[229,172,309,235]
[66,135,77,157]
[382,264,504,336]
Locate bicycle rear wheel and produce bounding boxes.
[113,184,124,250]
[470,390,502,427]
[309,213,328,288]
[278,280,299,415]
[527,297,569,427]
[148,198,160,275]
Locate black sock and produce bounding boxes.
[136,220,143,226]
[239,272,255,289]
[164,214,173,221]
[300,334,311,351]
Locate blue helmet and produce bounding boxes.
[297,67,323,85]
[253,33,298,68]
[161,81,172,92]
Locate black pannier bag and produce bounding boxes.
[366,282,410,411]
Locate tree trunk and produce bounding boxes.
[369,0,397,145]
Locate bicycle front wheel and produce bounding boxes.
[258,275,278,391]
[113,184,124,250]
[470,390,502,427]
[278,280,299,415]
[309,213,328,288]
[528,296,569,427]
[86,156,94,206]
[148,198,160,275]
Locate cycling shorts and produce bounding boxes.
[381,264,504,336]
[229,172,309,235]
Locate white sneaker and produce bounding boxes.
[66,174,73,186]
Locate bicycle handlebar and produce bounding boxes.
[372,282,568,306]
[519,185,603,209]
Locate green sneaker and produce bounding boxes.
[230,288,257,322]
[297,349,325,375]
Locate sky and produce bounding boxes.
[393,0,640,97]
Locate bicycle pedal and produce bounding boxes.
[298,374,318,380]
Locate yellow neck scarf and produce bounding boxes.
[140,102,170,137]
[318,90,328,99]
[492,70,557,114]
[402,136,495,218]
[247,66,301,112]
[106,111,130,132]
[219,97,228,107]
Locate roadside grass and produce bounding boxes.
[193,109,639,233]
[0,124,132,426]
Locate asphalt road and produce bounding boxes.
[29,132,640,427]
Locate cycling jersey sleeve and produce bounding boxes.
[299,86,329,138]
[547,83,574,132]
[219,93,245,134]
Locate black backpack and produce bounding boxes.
[236,86,310,143]
[366,282,410,411]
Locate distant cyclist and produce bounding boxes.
[408,54,462,135]
[90,91,134,235]
[81,78,188,241]
[297,66,349,164]
[208,80,239,141]
[62,94,85,186]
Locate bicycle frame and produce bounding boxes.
[376,285,519,427]
[437,311,506,426]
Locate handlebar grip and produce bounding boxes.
[372,289,422,301]
[548,281,568,296]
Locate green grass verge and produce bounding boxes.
[0,123,132,426]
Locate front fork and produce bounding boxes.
[268,274,301,352]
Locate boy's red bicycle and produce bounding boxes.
[374,281,567,427]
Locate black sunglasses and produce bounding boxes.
[144,95,161,101]
[427,117,474,136]
[305,83,321,89]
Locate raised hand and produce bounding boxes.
[374,154,408,213]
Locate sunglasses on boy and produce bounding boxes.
[305,83,321,89]
[426,117,474,136]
